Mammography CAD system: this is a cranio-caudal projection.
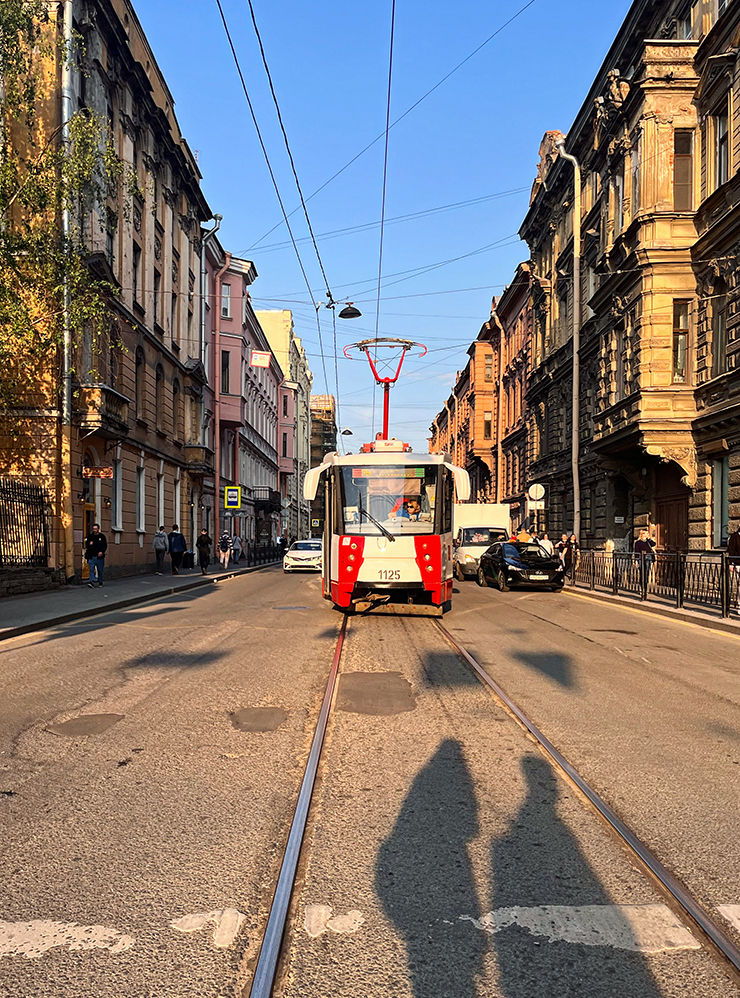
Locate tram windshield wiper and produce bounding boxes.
[357,493,395,542]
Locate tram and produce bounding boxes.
[303,437,470,615]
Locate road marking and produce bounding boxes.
[304,904,365,938]
[0,919,134,960]
[170,908,246,948]
[717,905,740,933]
[459,904,699,952]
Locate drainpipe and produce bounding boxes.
[213,252,231,543]
[201,214,222,372]
[61,0,75,582]
[556,138,582,542]
[496,324,503,502]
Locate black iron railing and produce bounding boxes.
[0,478,50,569]
[572,549,740,618]
[244,543,281,567]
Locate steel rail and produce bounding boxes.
[435,620,740,985]
[248,615,349,998]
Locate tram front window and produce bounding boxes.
[340,466,439,536]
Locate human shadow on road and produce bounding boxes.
[511,650,575,689]
[376,738,485,998]
[123,649,229,670]
[422,650,481,687]
[489,755,663,998]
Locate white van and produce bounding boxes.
[453,504,510,581]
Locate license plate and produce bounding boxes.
[529,573,549,580]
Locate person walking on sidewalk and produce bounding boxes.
[84,523,107,587]
[218,531,232,569]
[196,529,212,575]
[539,532,554,556]
[168,524,187,575]
[152,526,169,575]
[232,531,243,563]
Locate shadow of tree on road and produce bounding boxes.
[511,650,576,689]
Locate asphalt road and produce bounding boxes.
[1,570,739,997]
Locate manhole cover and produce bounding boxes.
[231,707,288,732]
[336,672,416,716]
[47,714,124,737]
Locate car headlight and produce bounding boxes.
[464,554,476,563]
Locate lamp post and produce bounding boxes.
[556,137,582,543]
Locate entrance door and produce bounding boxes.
[656,498,689,551]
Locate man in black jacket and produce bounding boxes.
[168,524,187,575]
[84,523,108,587]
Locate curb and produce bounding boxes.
[0,562,281,642]
[563,585,740,637]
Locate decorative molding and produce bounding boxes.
[154,236,162,261]
[133,204,142,234]
[645,444,697,489]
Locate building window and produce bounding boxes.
[672,301,690,383]
[173,378,182,440]
[174,478,181,527]
[221,350,230,393]
[713,456,730,547]
[282,432,288,458]
[678,1,698,37]
[714,103,729,190]
[631,139,640,219]
[614,164,624,235]
[135,347,145,420]
[132,242,141,304]
[155,364,164,430]
[157,473,165,526]
[136,466,145,532]
[483,411,492,440]
[712,281,727,378]
[171,293,178,342]
[153,269,161,325]
[111,458,123,530]
[221,283,231,318]
[283,394,288,417]
[484,356,493,382]
[674,130,693,210]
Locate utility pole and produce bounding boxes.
[61,0,75,581]
[556,138,582,542]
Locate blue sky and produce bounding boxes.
[135,0,633,452]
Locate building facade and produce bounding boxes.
[257,310,314,541]
[309,395,337,536]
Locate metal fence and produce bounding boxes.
[244,543,281,567]
[572,550,740,618]
[0,478,50,569]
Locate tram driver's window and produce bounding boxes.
[443,471,453,533]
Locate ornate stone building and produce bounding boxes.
[522,0,739,551]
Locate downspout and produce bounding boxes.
[61,0,75,582]
[213,251,231,543]
[556,138,582,542]
[201,214,221,372]
[496,327,503,502]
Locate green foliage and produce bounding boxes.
[0,0,131,409]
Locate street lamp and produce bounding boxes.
[341,428,353,436]
[338,302,362,319]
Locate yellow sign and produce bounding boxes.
[82,466,114,479]
[224,487,241,509]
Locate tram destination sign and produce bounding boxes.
[352,468,425,478]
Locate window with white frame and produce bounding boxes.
[174,478,181,527]
[157,473,165,526]
[713,101,729,190]
[136,466,146,532]
[111,459,123,530]
[221,282,231,318]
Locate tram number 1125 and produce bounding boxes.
[378,569,401,581]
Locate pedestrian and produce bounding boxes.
[729,524,740,608]
[727,524,740,560]
[634,528,656,565]
[517,525,531,542]
[232,531,243,563]
[152,525,169,575]
[539,532,554,556]
[84,523,107,588]
[168,523,187,575]
[196,529,212,575]
[564,533,579,580]
[557,533,569,563]
[218,530,232,569]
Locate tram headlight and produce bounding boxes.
[426,565,433,572]
[424,554,431,561]
[348,554,355,562]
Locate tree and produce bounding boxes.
[0,0,131,411]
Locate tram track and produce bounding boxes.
[245,611,740,997]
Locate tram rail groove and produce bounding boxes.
[435,619,740,987]
[247,615,348,998]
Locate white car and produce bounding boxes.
[283,539,323,573]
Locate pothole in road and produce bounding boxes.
[46,714,124,737]
[230,707,288,732]
[336,672,416,715]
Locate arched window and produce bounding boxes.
[135,347,145,420]
[155,364,164,431]
[173,378,183,440]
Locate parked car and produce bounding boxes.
[454,526,509,580]
[477,541,564,592]
[283,539,323,573]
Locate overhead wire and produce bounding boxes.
[214,0,332,394]
[246,0,540,251]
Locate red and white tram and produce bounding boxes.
[303,437,470,615]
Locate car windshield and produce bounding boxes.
[503,543,551,563]
[339,465,440,536]
[461,527,506,546]
[291,541,321,551]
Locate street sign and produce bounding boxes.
[281,497,291,509]
[224,486,241,509]
[82,466,113,479]
[527,500,545,511]
[528,483,545,501]
[311,518,320,527]
[251,350,272,368]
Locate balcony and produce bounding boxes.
[184,445,216,475]
[252,486,281,513]
[75,384,130,439]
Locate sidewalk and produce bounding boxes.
[564,584,740,637]
[0,561,281,642]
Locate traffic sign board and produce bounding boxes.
[528,483,546,501]
[224,487,241,509]
[311,518,320,527]
[527,500,545,511]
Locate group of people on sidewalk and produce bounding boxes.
[509,526,580,577]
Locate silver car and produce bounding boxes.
[283,539,323,573]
